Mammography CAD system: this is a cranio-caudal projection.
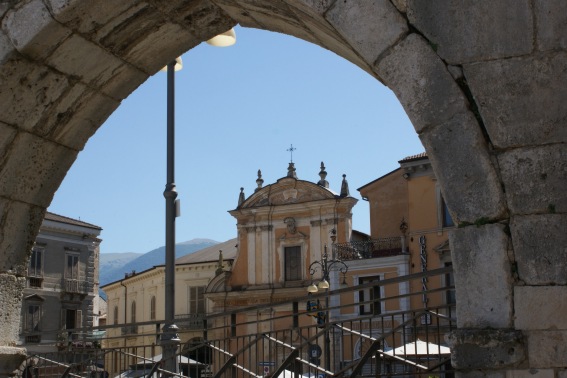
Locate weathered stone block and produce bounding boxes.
[99,63,148,101]
[0,122,16,159]
[46,34,124,88]
[45,0,133,35]
[449,224,513,328]
[447,329,526,370]
[0,346,26,377]
[0,58,69,131]
[407,0,533,64]
[159,0,237,43]
[209,0,263,29]
[376,34,469,133]
[464,52,567,149]
[285,0,334,16]
[420,112,507,223]
[534,0,567,51]
[2,0,71,60]
[510,214,567,285]
[455,372,505,378]
[0,274,26,343]
[0,133,77,207]
[515,286,567,330]
[506,369,554,378]
[243,8,317,48]
[326,0,408,64]
[49,89,120,151]
[498,145,567,215]
[527,330,567,368]
[558,369,567,378]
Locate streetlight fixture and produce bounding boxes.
[307,244,348,372]
[159,27,236,376]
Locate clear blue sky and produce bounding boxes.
[49,26,424,254]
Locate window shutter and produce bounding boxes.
[60,309,66,329]
[76,310,82,329]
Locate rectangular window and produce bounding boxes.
[188,286,205,314]
[359,276,381,315]
[284,246,302,281]
[29,247,43,277]
[65,254,79,280]
[26,304,41,332]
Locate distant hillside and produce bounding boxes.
[99,239,218,286]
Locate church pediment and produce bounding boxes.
[240,178,337,208]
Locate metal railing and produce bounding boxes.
[20,267,455,378]
[333,237,407,261]
[62,278,90,294]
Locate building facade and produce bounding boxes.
[19,212,102,354]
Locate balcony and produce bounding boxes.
[27,276,43,288]
[334,237,408,261]
[62,278,89,294]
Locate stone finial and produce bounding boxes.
[287,162,297,179]
[237,187,245,207]
[215,250,224,276]
[340,174,350,197]
[317,161,329,188]
[255,170,264,192]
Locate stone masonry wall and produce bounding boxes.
[0,0,564,376]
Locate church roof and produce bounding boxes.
[235,162,353,210]
[44,211,102,230]
[175,238,238,264]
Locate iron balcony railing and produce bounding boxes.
[62,278,90,294]
[176,313,206,330]
[333,237,408,260]
[20,267,455,378]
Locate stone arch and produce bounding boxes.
[0,1,565,375]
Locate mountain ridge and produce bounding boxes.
[99,238,218,287]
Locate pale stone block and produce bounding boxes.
[0,133,77,207]
[0,200,44,274]
[420,112,507,223]
[527,330,567,368]
[511,214,567,285]
[534,0,567,51]
[447,329,526,370]
[449,224,513,328]
[499,145,567,216]
[506,369,554,378]
[407,0,533,64]
[0,58,69,131]
[325,0,408,64]
[46,34,124,88]
[464,52,567,149]
[0,274,26,343]
[1,0,71,60]
[243,8,317,48]
[515,286,567,330]
[376,34,469,133]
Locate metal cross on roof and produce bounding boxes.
[287,144,296,163]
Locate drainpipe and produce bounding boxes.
[120,280,127,326]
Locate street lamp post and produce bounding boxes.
[307,245,348,372]
[159,28,236,376]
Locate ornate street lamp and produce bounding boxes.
[307,244,348,372]
[160,28,236,376]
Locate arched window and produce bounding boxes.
[150,296,156,320]
[131,301,136,324]
[113,306,118,325]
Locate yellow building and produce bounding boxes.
[358,152,455,320]
[101,240,236,376]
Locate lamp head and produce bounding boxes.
[317,279,330,290]
[307,283,318,293]
[160,57,183,72]
[206,28,237,47]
